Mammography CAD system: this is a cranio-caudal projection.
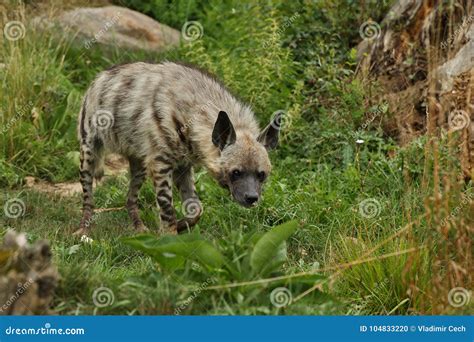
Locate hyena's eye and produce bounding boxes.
[257,171,266,182]
[230,169,241,182]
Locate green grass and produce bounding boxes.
[0,139,435,314]
[1,0,472,315]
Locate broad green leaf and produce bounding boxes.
[260,240,287,276]
[250,220,298,274]
[158,240,226,269]
[121,234,186,270]
[121,233,227,270]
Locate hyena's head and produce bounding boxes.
[212,111,280,207]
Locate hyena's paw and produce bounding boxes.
[159,223,178,236]
[73,227,90,237]
[177,218,199,234]
[74,215,93,236]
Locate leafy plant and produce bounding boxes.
[121,233,226,271]
[122,220,299,278]
[121,220,330,313]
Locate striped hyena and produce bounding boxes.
[76,61,280,235]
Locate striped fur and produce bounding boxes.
[76,61,278,235]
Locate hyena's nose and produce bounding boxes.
[244,194,259,205]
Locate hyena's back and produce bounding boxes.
[78,61,259,170]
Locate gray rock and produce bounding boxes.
[435,23,474,93]
[34,6,181,52]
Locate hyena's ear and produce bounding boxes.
[258,113,281,150]
[212,111,236,150]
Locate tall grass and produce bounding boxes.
[0,6,82,185]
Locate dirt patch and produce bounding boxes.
[24,154,129,197]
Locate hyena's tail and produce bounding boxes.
[90,136,105,181]
[78,99,105,181]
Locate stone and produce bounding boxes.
[34,6,181,52]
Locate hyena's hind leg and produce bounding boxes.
[150,158,178,235]
[75,136,105,235]
[126,157,148,233]
[173,164,202,234]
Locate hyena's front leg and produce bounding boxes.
[150,158,178,234]
[127,157,148,233]
[173,165,202,233]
